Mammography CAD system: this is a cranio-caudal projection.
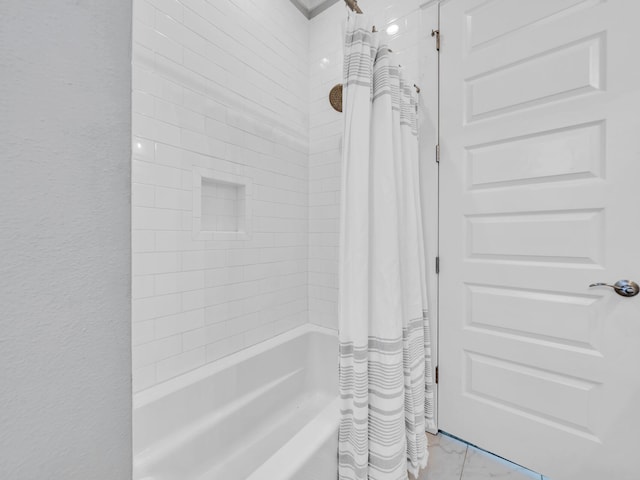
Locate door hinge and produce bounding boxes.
[435,144,440,163]
[435,256,440,274]
[431,29,440,51]
[435,366,439,384]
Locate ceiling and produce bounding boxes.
[289,0,342,19]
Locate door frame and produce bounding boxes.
[418,0,441,435]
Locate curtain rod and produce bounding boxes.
[343,1,421,94]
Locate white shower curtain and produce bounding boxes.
[338,14,435,480]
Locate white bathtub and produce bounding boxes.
[133,324,339,480]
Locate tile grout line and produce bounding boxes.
[441,431,546,480]
[458,444,469,480]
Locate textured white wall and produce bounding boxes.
[132,0,310,391]
[308,0,429,329]
[0,1,132,478]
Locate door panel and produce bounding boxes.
[439,1,640,478]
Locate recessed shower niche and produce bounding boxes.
[192,168,252,240]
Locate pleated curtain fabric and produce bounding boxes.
[338,14,435,480]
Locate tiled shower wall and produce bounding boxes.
[308,0,426,330]
[132,0,309,392]
[131,0,430,391]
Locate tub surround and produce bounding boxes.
[132,0,310,392]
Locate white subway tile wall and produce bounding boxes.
[132,0,310,391]
[307,0,424,330]
[132,0,426,391]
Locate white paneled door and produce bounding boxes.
[438,1,640,479]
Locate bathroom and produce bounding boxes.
[3,0,639,479]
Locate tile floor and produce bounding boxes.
[411,433,550,480]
